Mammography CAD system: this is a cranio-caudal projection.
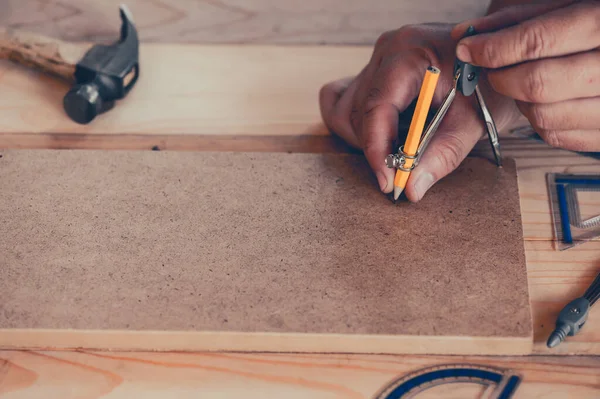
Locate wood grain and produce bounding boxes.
[1,351,599,398]
[0,0,489,45]
[0,45,372,135]
[471,138,600,243]
[0,41,599,396]
[526,240,600,354]
[0,43,536,140]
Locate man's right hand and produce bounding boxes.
[319,24,521,202]
[453,0,600,152]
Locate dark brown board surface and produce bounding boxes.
[0,149,531,343]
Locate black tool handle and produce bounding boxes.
[454,26,480,97]
[546,270,600,348]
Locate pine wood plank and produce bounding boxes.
[1,351,599,398]
[470,139,600,242]
[0,0,489,44]
[473,141,600,355]
[0,45,372,136]
[0,43,534,141]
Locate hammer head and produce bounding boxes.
[63,5,140,124]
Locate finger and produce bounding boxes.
[319,76,353,113]
[516,97,600,132]
[404,101,484,203]
[536,129,600,152]
[351,58,385,135]
[358,53,440,193]
[361,104,399,193]
[456,1,600,68]
[487,51,600,103]
[319,76,362,148]
[350,28,436,137]
[348,40,395,135]
[451,0,575,40]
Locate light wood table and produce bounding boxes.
[1,43,599,397]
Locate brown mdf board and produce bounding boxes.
[0,149,532,355]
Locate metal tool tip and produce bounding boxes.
[547,332,562,348]
[547,327,567,348]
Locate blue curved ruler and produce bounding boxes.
[374,364,521,399]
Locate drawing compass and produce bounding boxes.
[387,26,503,172]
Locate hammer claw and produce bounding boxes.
[62,5,140,124]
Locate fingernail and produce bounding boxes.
[413,172,435,201]
[456,44,472,63]
[376,171,389,192]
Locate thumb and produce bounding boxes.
[356,53,438,193]
[404,105,483,202]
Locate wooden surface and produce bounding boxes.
[0,43,599,396]
[0,150,531,355]
[0,44,372,137]
[0,0,489,45]
[2,142,596,399]
[0,43,558,142]
[1,352,599,398]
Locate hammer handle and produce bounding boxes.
[0,28,91,82]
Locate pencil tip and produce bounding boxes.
[393,187,403,201]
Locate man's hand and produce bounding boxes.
[319,24,520,202]
[452,0,600,152]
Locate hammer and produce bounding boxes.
[0,4,140,124]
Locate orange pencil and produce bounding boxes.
[393,66,440,200]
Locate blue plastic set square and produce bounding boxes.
[547,173,600,250]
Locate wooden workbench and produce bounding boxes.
[1,42,599,396]
[1,137,599,397]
